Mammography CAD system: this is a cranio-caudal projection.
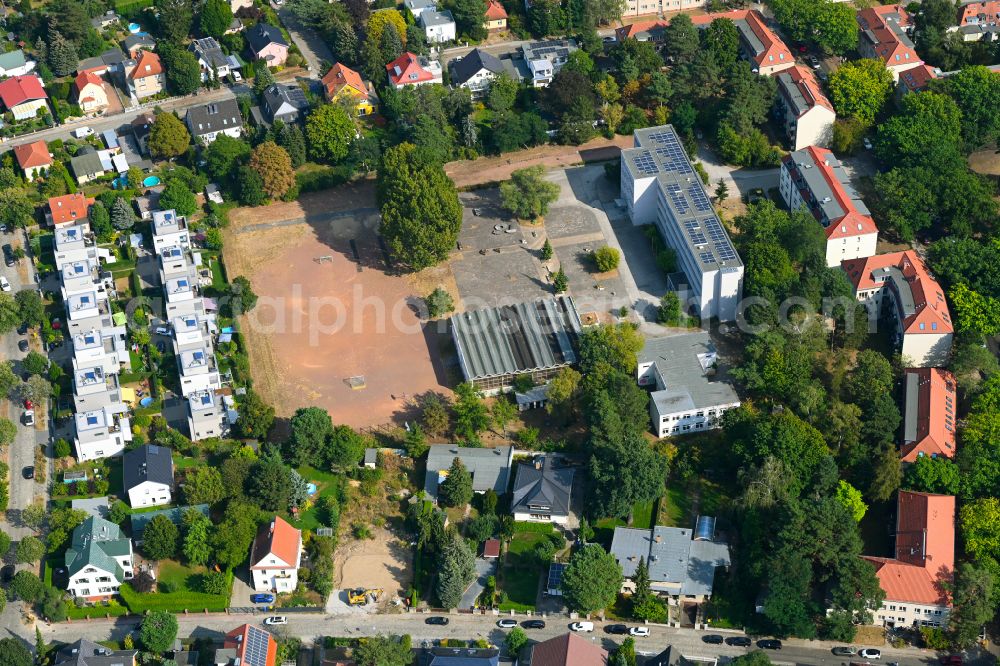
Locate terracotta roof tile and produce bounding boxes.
[900,368,957,462]
[130,50,162,80]
[225,624,278,666]
[485,0,507,21]
[0,75,46,108]
[251,515,301,569]
[530,632,608,666]
[322,62,366,98]
[48,193,95,226]
[14,140,51,169]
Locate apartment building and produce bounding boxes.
[621,125,744,322]
[774,66,836,150]
[54,223,109,270]
[857,5,923,81]
[953,1,1000,41]
[621,0,705,20]
[901,368,957,463]
[842,251,953,367]
[74,405,132,461]
[690,10,793,76]
[779,146,879,267]
[151,209,191,253]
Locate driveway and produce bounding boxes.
[693,143,780,198]
[461,557,497,609]
[276,5,333,74]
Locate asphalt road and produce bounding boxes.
[32,611,974,666]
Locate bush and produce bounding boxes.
[425,287,454,318]
[591,246,620,272]
[53,439,71,458]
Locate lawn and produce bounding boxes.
[592,517,626,548]
[658,487,689,527]
[499,531,548,612]
[287,465,343,532]
[658,479,729,528]
[120,561,231,613]
[172,453,203,471]
[631,500,655,529]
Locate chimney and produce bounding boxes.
[654,534,662,543]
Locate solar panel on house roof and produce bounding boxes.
[243,627,271,666]
[86,415,98,425]
[84,334,96,343]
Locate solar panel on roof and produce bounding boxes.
[699,251,715,264]
[690,232,707,245]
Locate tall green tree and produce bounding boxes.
[561,544,623,613]
[47,31,78,76]
[154,0,195,42]
[436,529,475,608]
[200,0,233,38]
[286,406,334,466]
[306,104,356,163]
[159,45,202,95]
[140,611,179,653]
[148,112,191,159]
[828,59,893,125]
[181,509,213,565]
[438,457,474,508]
[500,166,560,220]
[142,514,179,560]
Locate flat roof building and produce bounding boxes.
[621,126,744,322]
[450,296,582,394]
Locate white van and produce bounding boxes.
[570,622,594,633]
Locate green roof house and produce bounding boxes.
[65,516,134,600]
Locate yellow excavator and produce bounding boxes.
[347,588,383,605]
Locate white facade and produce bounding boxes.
[72,327,130,374]
[54,223,109,270]
[151,210,191,253]
[622,0,705,19]
[74,406,131,462]
[188,390,228,441]
[420,10,456,43]
[824,232,878,269]
[67,558,132,599]
[513,510,570,525]
[127,479,172,508]
[10,98,47,121]
[873,600,949,628]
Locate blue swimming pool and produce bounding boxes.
[143,175,161,187]
[128,22,141,33]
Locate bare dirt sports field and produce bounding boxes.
[223,182,450,428]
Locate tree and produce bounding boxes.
[149,112,191,159]
[561,543,623,613]
[15,536,44,564]
[182,509,213,565]
[546,367,581,420]
[159,181,198,217]
[142,514,180,560]
[834,480,867,522]
[140,611,179,653]
[353,635,412,666]
[204,134,251,181]
[306,104,356,164]
[0,531,9,557]
[487,73,519,113]
[506,627,528,656]
[366,9,407,47]
[949,562,996,648]
[109,500,130,525]
[0,189,36,229]
[159,45,202,95]
[540,239,553,261]
[828,59,893,125]
[425,287,454,318]
[592,246,620,272]
[438,457,473,507]
[16,375,51,406]
[960,498,1000,564]
[275,122,307,168]
[325,425,366,468]
[499,166,560,220]
[731,653,773,666]
[286,406,333,466]
[453,382,491,442]
[436,529,476,608]
[902,454,961,495]
[0,294,20,335]
[182,466,225,505]
[250,458,293,510]
[0,638,31,666]
[236,391,275,440]
[13,291,42,331]
[89,202,113,240]
[377,22,403,65]
[702,18,740,70]
[225,275,258,317]
[491,396,517,437]
[949,283,1000,338]
[422,393,451,437]
[200,0,233,38]
[876,91,962,169]
[553,269,568,293]
[9,570,42,602]
[20,351,47,377]
[47,30,78,77]
[590,431,667,517]
[662,14,699,65]
[155,0,195,42]
[578,323,644,374]
[211,502,261,568]
[250,141,295,199]
[110,197,136,231]
[657,291,682,326]
[451,0,487,38]
[933,65,1000,151]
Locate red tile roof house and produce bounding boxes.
[690,10,794,76]
[217,624,278,666]
[0,75,48,121]
[72,70,110,115]
[857,5,923,81]
[773,66,836,150]
[897,63,938,97]
[484,0,507,31]
[842,251,953,367]
[954,1,1000,41]
[779,146,879,267]
[525,632,608,666]
[864,491,954,629]
[47,193,96,227]
[615,19,670,43]
[250,515,303,593]
[13,140,52,181]
[900,368,957,463]
[386,52,443,89]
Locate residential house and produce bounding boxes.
[779,146,879,267]
[249,515,303,593]
[91,10,120,30]
[123,33,157,57]
[54,639,137,666]
[247,23,289,67]
[503,39,578,87]
[449,48,504,97]
[521,632,608,666]
[510,455,574,524]
[615,19,670,42]
[0,49,36,77]
[321,63,375,115]
[189,37,233,79]
[425,648,500,666]
[621,126,744,321]
[420,10,456,43]
[188,389,228,440]
[64,515,134,599]
[900,368,957,462]
[865,491,954,627]
[122,444,173,508]
[621,0,706,20]
[484,0,507,31]
[259,83,309,125]
[450,297,581,393]
[857,5,922,81]
[78,48,127,76]
[842,250,953,367]
[186,98,244,144]
[71,326,129,374]
[47,193,95,227]
[637,332,741,438]
[386,52,443,88]
[897,63,939,96]
[151,209,191,253]
[75,405,132,461]
[690,10,793,75]
[73,71,110,115]
[610,518,730,601]
[952,1,1000,41]
[215,625,277,666]
[131,112,155,153]
[0,75,48,120]
[774,66,836,150]
[423,445,514,502]
[13,140,52,181]
[404,0,437,19]
[71,146,124,184]
[120,50,165,100]
[55,223,107,270]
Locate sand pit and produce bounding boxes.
[224,205,450,426]
[334,527,413,599]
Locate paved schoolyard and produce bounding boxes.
[451,246,552,308]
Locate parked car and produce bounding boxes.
[3,244,14,267]
[22,409,33,426]
[0,276,10,292]
[425,616,449,626]
[73,126,95,138]
[249,593,274,604]
[263,616,287,626]
[940,657,962,666]
[155,326,170,335]
[522,620,546,629]
[834,647,859,656]
[22,465,33,479]
[570,622,594,633]
[859,649,881,660]
[17,339,28,352]
[605,624,628,635]
[629,627,650,637]
[497,619,518,629]
[726,637,752,647]
[16,323,27,335]
[232,71,243,83]
[809,55,820,69]
[0,564,13,582]
[702,635,724,645]
[757,640,783,650]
